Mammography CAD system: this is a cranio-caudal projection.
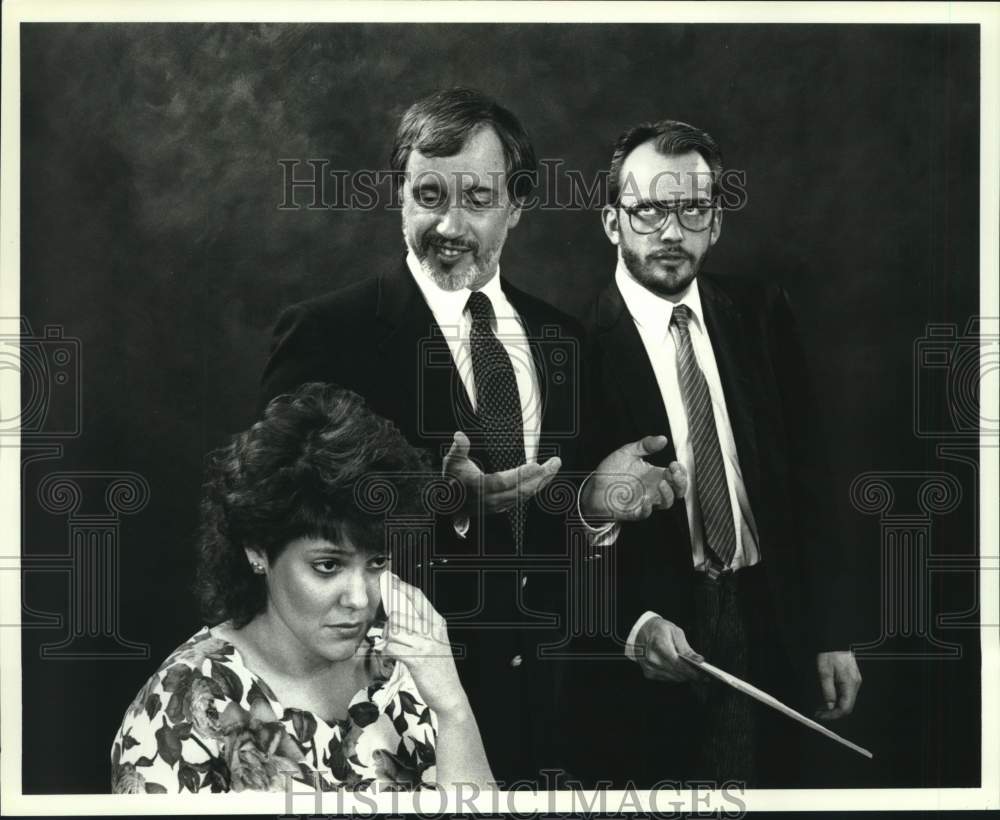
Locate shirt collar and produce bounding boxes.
[614,258,706,336]
[406,250,508,328]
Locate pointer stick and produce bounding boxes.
[681,655,873,759]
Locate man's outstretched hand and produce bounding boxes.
[442,431,561,517]
[582,435,688,522]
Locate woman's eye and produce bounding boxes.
[313,560,341,575]
[368,556,389,571]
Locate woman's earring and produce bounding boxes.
[250,561,265,575]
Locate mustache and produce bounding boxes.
[423,235,479,254]
[649,247,692,262]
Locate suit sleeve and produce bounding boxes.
[259,303,336,413]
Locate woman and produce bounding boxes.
[111,383,492,793]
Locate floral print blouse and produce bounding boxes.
[111,625,437,793]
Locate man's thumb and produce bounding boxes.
[446,431,471,460]
[625,434,669,457]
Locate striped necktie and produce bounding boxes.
[670,304,736,569]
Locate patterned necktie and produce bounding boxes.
[670,304,737,569]
[466,290,526,548]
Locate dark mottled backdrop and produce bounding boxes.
[20,23,981,793]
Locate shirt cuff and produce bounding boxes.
[625,611,662,662]
[453,515,470,539]
[576,472,620,544]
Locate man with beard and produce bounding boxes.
[260,89,684,786]
[573,119,862,787]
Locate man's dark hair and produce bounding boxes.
[607,119,723,205]
[195,383,431,628]
[389,87,538,205]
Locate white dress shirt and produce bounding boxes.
[610,262,761,657]
[406,251,542,463]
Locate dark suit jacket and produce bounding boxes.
[260,262,586,783]
[566,272,856,785]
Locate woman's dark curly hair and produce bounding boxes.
[195,383,432,628]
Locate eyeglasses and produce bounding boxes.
[620,200,716,234]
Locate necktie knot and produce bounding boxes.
[466,291,495,327]
[670,303,693,332]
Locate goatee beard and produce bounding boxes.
[402,217,505,291]
[408,235,503,293]
[417,255,483,292]
[621,244,699,298]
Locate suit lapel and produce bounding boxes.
[501,279,557,458]
[595,280,693,568]
[595,282,677,464]
[501,279,547,393]
[375,263,477,459]
[698,275,763,525]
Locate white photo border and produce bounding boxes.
[2,0,997,814]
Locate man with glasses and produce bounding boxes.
[573,119,862,787]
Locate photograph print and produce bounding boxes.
[2,2,997,814]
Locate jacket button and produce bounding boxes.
[521,576,528,588]
[510,654,523,668]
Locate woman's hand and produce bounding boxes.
[379,572,494,786]
[380,573,469,718]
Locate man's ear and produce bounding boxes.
[507,204,522,229]
[601,205,621,245]
[709,207,723,247]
